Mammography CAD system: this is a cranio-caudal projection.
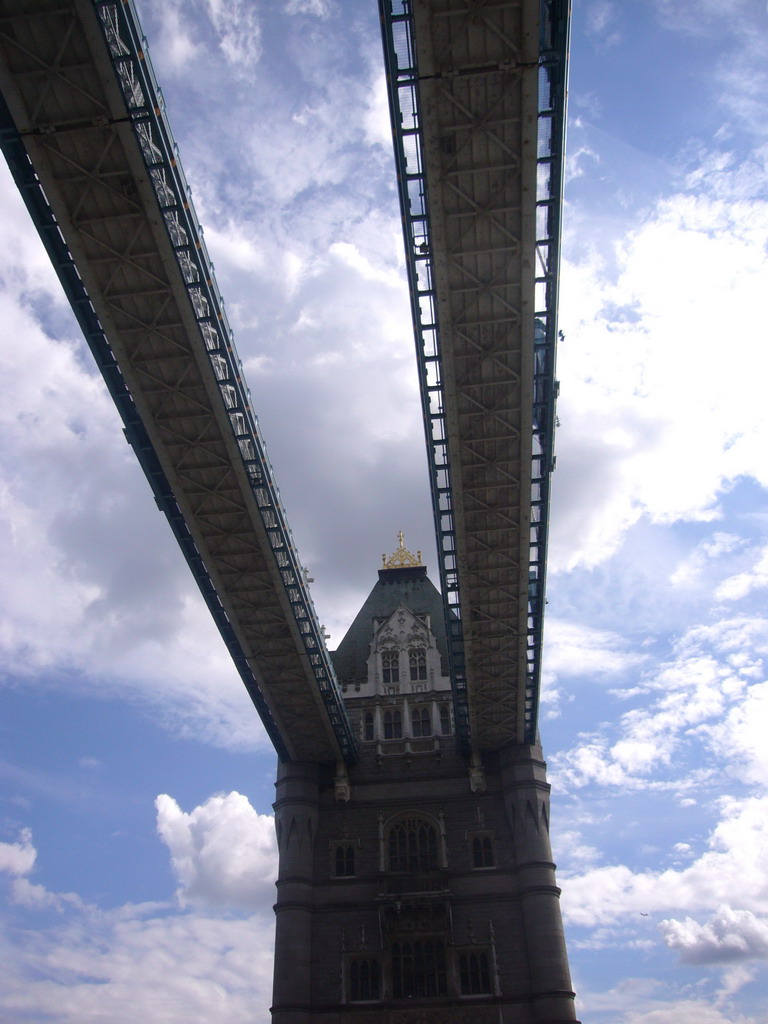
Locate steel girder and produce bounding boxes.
[0,0,356,763]
[380,0,569,749]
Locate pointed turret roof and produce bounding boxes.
[330,538,449,684]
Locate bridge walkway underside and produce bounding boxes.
[382,0,567,751]
[0,0,353,763]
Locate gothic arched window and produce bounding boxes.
[350,958,380,1001]
[409,648,427,681]
[363,712,374,741]
[439,703,451,735]
[472,834,494,869]
[382,651,399,684]
[459,951,491,995]
[383,709,402,740]
[392,939,447,998]
[411,706,431,737]
[388,816,438,872]
[335,844,355,876]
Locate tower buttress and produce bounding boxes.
[271,546,578,1022]
[272,761,320,1024]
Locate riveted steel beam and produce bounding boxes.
[0,0,357,763]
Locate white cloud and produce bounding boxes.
[615,998,758,1024]
[561,795,768,929]
[0,828,36,876]
[0,902,275,1024]
[652,0,768,146]
[661,906,768,965]
[716,544,768,601]
[285,0,333,16]
[156,792,278,910]
[544,619,647,680]
[11,877,83,912]
[704,680,768,787]
[586,1,617,36]
[670,533,743,587]
[553,190,768,572]
[141,0,200,71]
[204,0,262,69]
[552,614,768,791]
[362,69,392,149]
[0,797,277,1023]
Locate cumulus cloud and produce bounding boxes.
[616,998,759,1024]
[0,798,277,1023]
[661,906,768,965]
[0,828,36,876]
[669,533,743,588]
[11,877,84,912]
[552,190,768,573]
[715,544,768,602]
[704,680,768,787]
[561,796,768,929]
[544,619,647,681]
[551,614,768,791]
[0,901,275,1024]
[156,792,278,910]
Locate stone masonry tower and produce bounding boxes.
[271,540,578,1023]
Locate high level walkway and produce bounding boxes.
[0,0,568,762]
[381,0,569,750]
[0,0,353,763]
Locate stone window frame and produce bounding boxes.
[386,813,439,873]
[456,947,493,996]
[363,711,374,742]
[330,837,359,879]
[410,704,431,737]
[347,956,381,1002]
[468,830,495,869]
[381,650,400,684]
[408,646,427,681]
[379,810,448,874]
[383,708,402,739]
[390,937,447,999]
[439,702,452,735]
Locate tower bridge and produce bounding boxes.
[0,1,574,1020]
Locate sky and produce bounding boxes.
[1,0,768,1021]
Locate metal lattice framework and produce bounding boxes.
[380,0,569,748]
[0,0,568,763]
[0,0,355,763]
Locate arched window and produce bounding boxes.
[411,706,431,737]
[350,958,379,1001]
[459,951,491,994]
[383,709,402,740]
[363,712,374,741]
[392,939,446,998]
[472,835,494,868]
[388,816,438,872]
[439,704,451,735]
[382,651,399,684]
[335,844,355,876]
[409,648,427,681]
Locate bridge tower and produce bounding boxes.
[271,539,577,1024]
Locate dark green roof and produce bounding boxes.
[330,566,449,683]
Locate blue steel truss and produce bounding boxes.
[528,2,570,742]
[379,0,570,745]
[379,0,469,748]
[0,0,357,763]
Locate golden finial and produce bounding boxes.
[382,532,423,569]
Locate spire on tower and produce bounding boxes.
[381,532,423,569]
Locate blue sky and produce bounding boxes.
[1,1,768,1021]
